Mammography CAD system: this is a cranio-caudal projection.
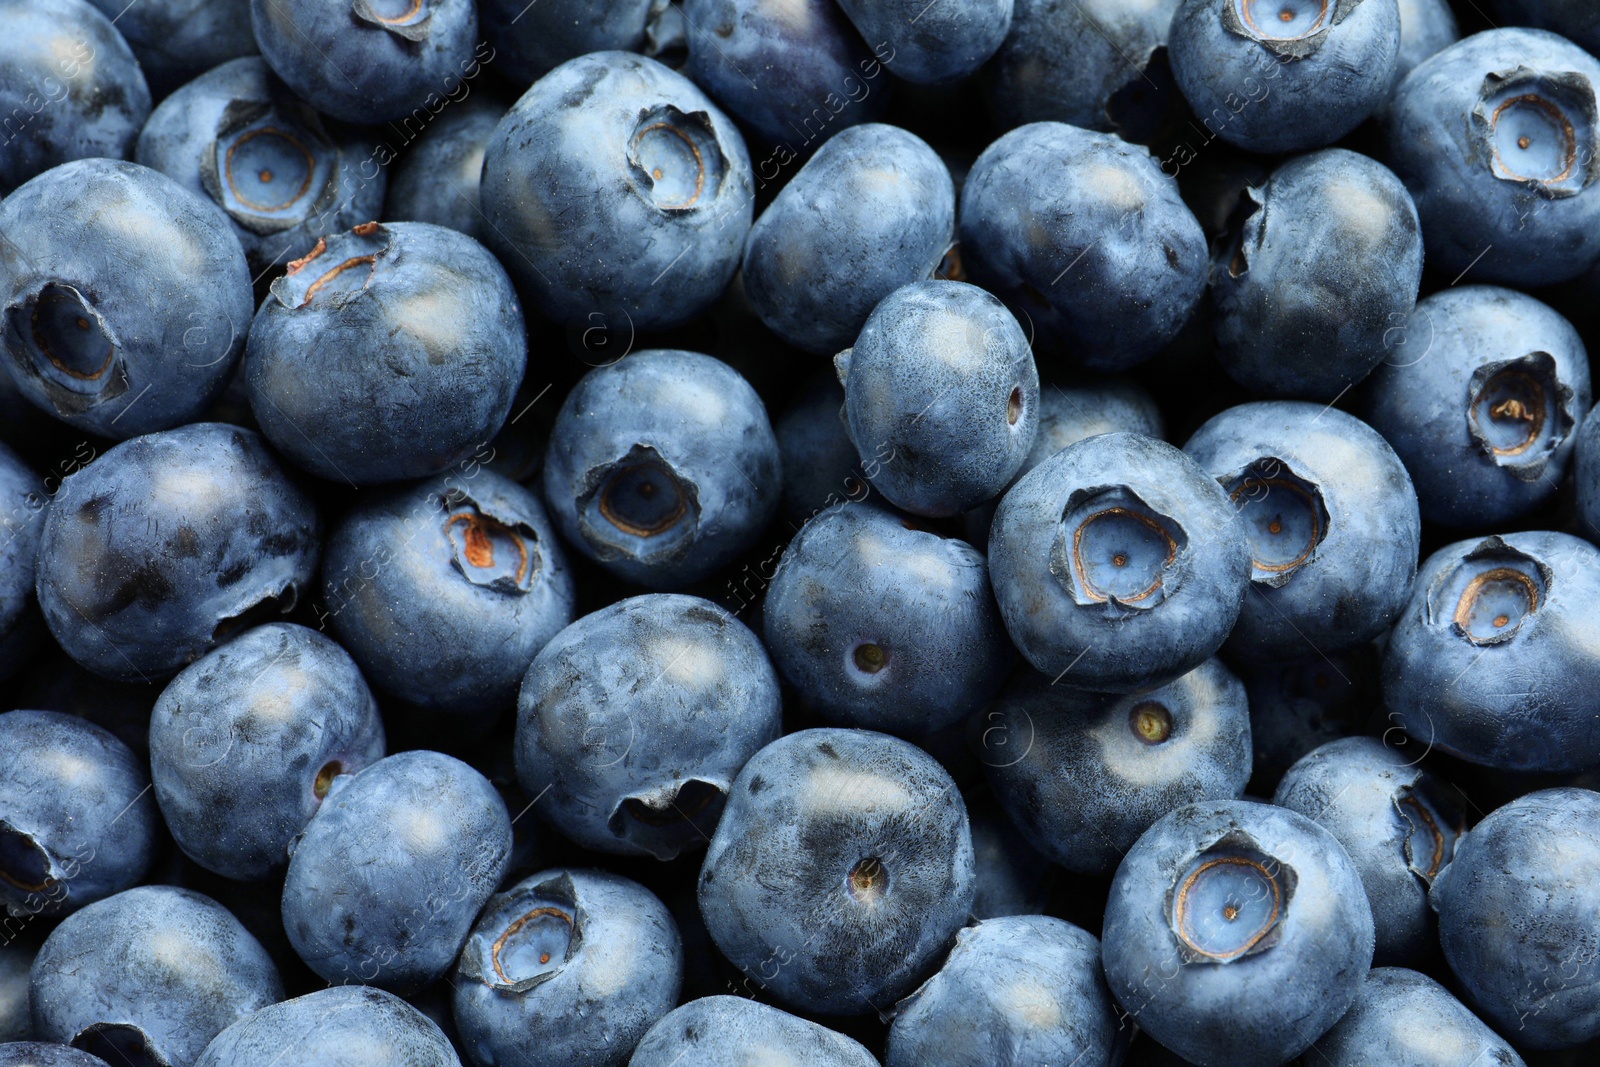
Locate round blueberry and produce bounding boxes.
[1304,966,1526,1066]
[194,985,459,1066]
[84,0,256,98]
[630,996,878,1066]
[834,0,1012,85]
[480,0,679,86]
[385,96,505,241]
[0,1043,115,1066]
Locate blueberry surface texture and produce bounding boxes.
[0,1045,111,1067]
[1491,0,1600,57]
[193,986,461,1067]
[1394,0,1459,89]
[834,0,1012,85]
[84,0,256,98]
[480,0,679,86]
[385,97,505,241]
[628,996,878,1066]
[1304,966,1526,1066]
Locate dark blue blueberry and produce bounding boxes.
[0,160,253,439]
[481,52,753,332]
[966,789,1053,919]
[0,941,30,1041]
[1577,403,1600,543]
[250,0,481,124]
[1394,0,1459,88]
[763,502,1012,736]
[742,124,954,355]
[0,0,150,194]
[30,885,283,1066]
[1183,402,1420,661]
[245,221,526,485]
[386,97,505,241]
[989,432,1252,693]
[773,374,875,527]
[480,0,681,86]
[1384,531,1600,773]
[136,57,390,276]
[1362,286,1590,529]
[629,997,878,1066]
[837,280,1038,516]
[1170,0,1400,154]
[1429,787,1600,1050]
[1239,647,1381,791]
[834,0,1012,85]
[697,728,975,1015]
[194,986,459,1067]
[1101,800,1375,1067]
[1491,1,1600,57]
[0,1044,110,1066]
[1388,28,1600,286]
[33,423,320,683]
[1306,966,1526,1067]
[281,750,512,994]
[0,710,156,917]
[321,469,574,713]
[453,869,682,1067]
[148,622,387,882]
[516,595,780,859]
[0,444,45,683]
[542,350,780,589]
[885,915,1120,1067]
[960,122,1207,372]
[84,0,255,98]
[1213,149,1423,400]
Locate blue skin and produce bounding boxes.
[1213,149,1424,400]
[1273,737,1467,966]
[960,122,1207,373]
[742,124,955,356]
[0,1046,110,1066]
[988,432,1252,693]
[1429,787,1600,1050]
[1384,531,1600,773]
[1388,29,1600,286]
[1577,405,1600,543]
[1101,800,1376,1067]
[1362,286,1591,529]
[136,57,390,276]
[1394,0,1459,88]
[1239,647,1380,792]
[84,0,255,98]
[516,595,781,860]
[281,750,512,994]
[763,502,1013,736]
[0,444,44,683]
[885,915,1121,1067]
[34,423,321,683]
[984,658,1251,876]
[321,470,575,714]
[0,711,156,917]
[542,350,780,589]
[194,986,460,1067]
[30,885,283,1067]
[773,374,875,527]
[0,0,150,195]
[249,0,480,125]
[1183,402,1421,661]
[480,0,679,86]
[697,728,976,1016]
[481,52,754,332]
[966,790,1053,919]
[1170,0,1400,154]
[246,221,526,486]
[386,97,506,241]
[629,997,878,1066]
[1492,1,1600,57]
[0,160,254,439]
[834,0,1012,85]
[0,942,30,1041]
[837,280,1038,517]
[453,869,683,1067]
[148,622,387,882]
[1306,966,1526,1067]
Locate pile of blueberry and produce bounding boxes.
[5,0,1600,1064]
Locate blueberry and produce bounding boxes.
[250,0,481,124]
[0,160,253,439]
[0,444,45,683]
[1429,787,1600,1050]
[763,502,1012,736]
[833,0,1013,85]
[1384,531,1600,773]
[542,350,780,589]
[965,789,1054,919]
[1577,404,1600,542]
[1306,966,1526,1067]
[0,0,150,194]
[959,122,1207,373]
[246,221,526,485]
[0,941,30,1041]
[1101,800,1375,1067]
[628,996,878,1066]
[697,728,975,1015]
[1213,149,1423,400]
[1362,285,1590,529]
[989,432,1252,692]
[386,97,505,241]
[1388,28,1600,286]
[33,423,320,683]
[772,374,874,527]
[1394,0,1459,88]
[481,52,753,332]
[194,986,460,1067]
[741,124,955,356]
[30,885,283,1066]
[453,869,682,1067]
[1182,402,1421,661]
[885,915,1121,1067]
[147,622,386,881]
[1238,647,1381,791]
[1491,1,1600,57]
[0,710,156,917]
[0,1044,111,1066]
[83,0,255,98]
[515,595,781,860]
[321,469,575,714]
[480,0,681,86]
[281,750,512,994]
[136,57,389,276]
[1169,0,1400,154]
[836,280,1038,516]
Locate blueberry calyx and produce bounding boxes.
[0,819,59,903]
[1167,829,1296,965]
[1425,536,1551,646]
[606,778,726,861]
[5,282,127,406]
[1466,352,1576,480]
[576,443,702,566]
[1224,457,1329,588]
[350,0,433,40]
[74,1021,165,1067]
[1471,68,1600,197]
[201,96,341,235]
[210,580,300,643]
[1051,485,1189,611]
[847,856,889,903]
[271,223,389,309]
[628,105,727,212]
[1130,702,1174,745]
[441,492,542,596]
[1395,783,1465,886]
[1222,0,1351,58]
[459,873,584,993]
